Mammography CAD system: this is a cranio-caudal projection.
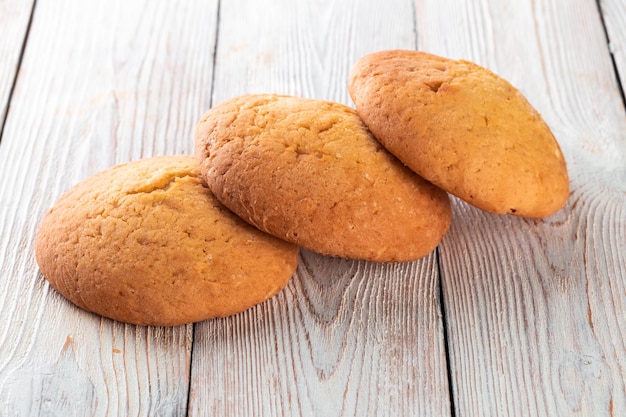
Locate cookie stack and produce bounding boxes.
[35,50,569,326]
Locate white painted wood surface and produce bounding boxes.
[417,0,626,416]
[190,252,449,417]
[188,1,450,416]
[0,0,217,415]
[0,0,624,416]
[601,0,626,90]
[0,0,33,127]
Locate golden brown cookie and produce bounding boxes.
[195,94,451,262]
[348,50,569,218]
[35,156,299,326]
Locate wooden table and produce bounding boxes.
[1,0,624,415]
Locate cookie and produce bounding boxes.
[35,156,299,326]
[348,50,569,218]
[195,94,451,262]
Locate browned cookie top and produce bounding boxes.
[35,156,299,326]
[349,50,569,218]
[195,94,451,262]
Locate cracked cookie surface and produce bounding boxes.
[195,94,451,262]
[35,155,299,326]
[349,50,569,218]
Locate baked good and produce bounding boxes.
[348,50,569,218]
[35,156,299,326]
[195,94,451,262]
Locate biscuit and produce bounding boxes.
[35,156,299,326]
[348,50,569,218]
[195,94,451,262]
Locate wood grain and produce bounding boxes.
[190,251,449,417]
[599,0,626,93]
[0,0,217,415]
[0,0,34,130]
[2,0,624,415]
[188,0,451,416]
[416,0,626,415]
[208,0,417,106]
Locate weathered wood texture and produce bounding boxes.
[0,0,217,415]
[0,0,34,129]
[600,0,626,90]
[190,252,449,417]
[416,0,626,416]
[188,0,451,416]
[1,0,625,416]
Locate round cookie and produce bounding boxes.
[194,94,451,262]
[35,156,299,326]
[348,50,569,218]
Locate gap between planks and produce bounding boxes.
[0,0,37,142]
[596,0,626,108]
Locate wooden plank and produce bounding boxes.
[0,0,218,415]
[191,252,449,417]
[0,0,34,129]
[416,0,626,415]
[600,0,626,99]
[187,0,451,416]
